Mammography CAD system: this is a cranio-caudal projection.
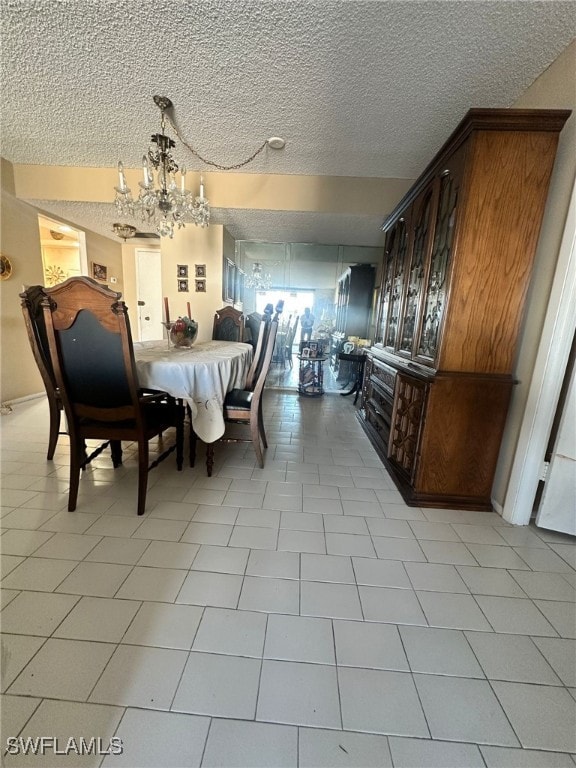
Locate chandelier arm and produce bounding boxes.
[165,114,269,171]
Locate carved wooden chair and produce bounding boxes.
[244,311,263,351]
[283,314,299,369]
[244,306,275,391]
[212,306,245,342]
[191,305,279,475]
[20,285,65,459]
[221,317,279,468]
[42,276,184,516]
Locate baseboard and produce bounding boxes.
[491,498,504,516]
[1,392,45,408]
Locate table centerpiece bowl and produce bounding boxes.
[169,317,198,347]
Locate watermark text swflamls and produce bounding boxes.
[5,737,123,756]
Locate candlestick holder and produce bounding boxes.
[161,322,172,348]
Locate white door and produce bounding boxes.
[536,357,576,535]
[136,249,163,341]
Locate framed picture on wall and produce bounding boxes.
[177,264,188,278]
[91,262,107,282]
[178,279,189,292]
[195,279,206,293]
[195,264,206,278]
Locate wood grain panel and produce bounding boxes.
[415,374,514,500]
[439,130,560,373]
[44,276,123,333]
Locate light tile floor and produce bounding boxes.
[1,394,575,768]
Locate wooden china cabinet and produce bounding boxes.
[359,108,570,510]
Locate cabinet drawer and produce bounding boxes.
[365,400,391,450]
[365,378,394,452]
[369,359,397,399]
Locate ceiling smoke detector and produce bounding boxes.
[267,137,285,150]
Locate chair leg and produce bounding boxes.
[258,400,268,449]
[190,430,197,468]
[68,439,83,511]
[251,412,265,468]
[187,405,196,467]
[176,401,184,471]
[137,439,149,516]
[46,396,61,460]
[206,444,214,477]
[110,440,123,468]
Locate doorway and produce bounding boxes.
[255,289,315,326]
[37,215,87,285]
[135,249,163,341]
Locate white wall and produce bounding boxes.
[492,41,576,512]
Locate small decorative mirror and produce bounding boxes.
[0,254,13,281]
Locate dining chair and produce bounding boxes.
[221,317,279,468]
[244,311,262,351]
[244,314,272,391]
[212,306,245,342]
[20,285,65,459]
[42,276,184,516]
[283,314,299,369]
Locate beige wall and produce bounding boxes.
[1,157,124,402]
[12,165,412,218]
[161,224,226,343]
[119,226,228,343]
[85,229,124,294]
[492,41,576,508]
[1,160,45,401]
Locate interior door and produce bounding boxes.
[536,354,576,535]
[135,249,162,341]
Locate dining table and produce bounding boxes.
[133,340,253,450]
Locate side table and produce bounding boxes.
[337,351,366,405]
[297,355,327,397]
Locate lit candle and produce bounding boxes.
[199,175,205,199]
[181,166,187,193]
[164,297,170,324]
[117,161,127,191]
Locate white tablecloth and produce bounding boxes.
[134,340,253,443]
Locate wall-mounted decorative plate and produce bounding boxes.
[0,254,13,281]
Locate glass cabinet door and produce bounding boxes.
[385,219,408,349]
[398,187,434,356]
[416,169,460,362]
[376,228,396,345]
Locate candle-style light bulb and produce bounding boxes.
[181,166,187,193]
[142,155,150,186]
[199,175,205,199]
[117,161,127,191]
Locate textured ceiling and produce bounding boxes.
[2,0,575,246]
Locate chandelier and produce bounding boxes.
[245,262,272,291]
[114,95,285,239]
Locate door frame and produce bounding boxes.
[500,177,576,525]
[135,247,163,342]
